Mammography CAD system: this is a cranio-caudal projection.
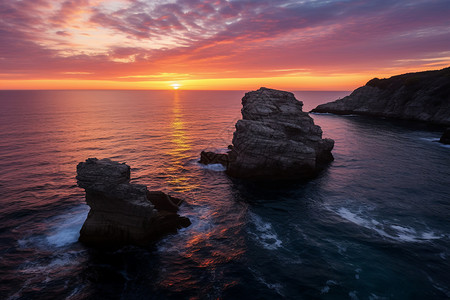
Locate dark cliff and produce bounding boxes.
[312,67,450,125]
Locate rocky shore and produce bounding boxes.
[76,158,190,247]
[311,67,450,126]
[200,87,334,180]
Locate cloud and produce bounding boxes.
[0,0,449,83]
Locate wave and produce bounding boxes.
[199,163,227,172]
[249,267,284,297]
[17,205,89,249]
[334,207,444,243]
[247,212,282,250]
[419,137,450,148]
[320,280,338,294]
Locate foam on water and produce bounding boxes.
[349,290,359,300]
[247,212,282,250]
[17,205,89,249]
[334,207,444,243]
[157,204,214,254]
[368,294,389,300]
[46,209,89,247]
[320,280,337,294]
[249,267,284,296]
[2,90,450,299]
[419,137,440,142]
[419,137,450,148]
[199,163,227,172]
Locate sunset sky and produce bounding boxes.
[1,0,449,90]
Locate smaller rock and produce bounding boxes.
[439,128,450,144]
[146,191,182,213]
[199,151,229,167]
[76,158,190,247]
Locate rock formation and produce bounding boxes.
[440,128,450,144]
[199,151,229,167]
[311,67,450,125]
[76,158,190,246]
[200,87,334,180]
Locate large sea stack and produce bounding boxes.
[200,87,334,180]
[311,67,450,125]
[76,158,190,247]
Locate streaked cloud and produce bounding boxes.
[0,0,449,89]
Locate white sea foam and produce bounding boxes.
[248,212,282,250]
[355,268,362,280]
[419,137,450,148]
[157,205,214,254]
[320,280,337,294]
[334,207,444,243]
[199,163,227,171]
[426,274,450,297]
[320,286,330,294]
[419,137,440,142]
[46,210,88,247]
[349,290,359,300]
[17,206,89,249]
[369,293,389,300]
[249,267,284,296]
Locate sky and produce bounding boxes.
[1,0,450,90]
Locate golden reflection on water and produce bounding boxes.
[166,91,199,193]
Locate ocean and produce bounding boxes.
[0,90,449,299]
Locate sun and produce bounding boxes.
[171,83,181,90]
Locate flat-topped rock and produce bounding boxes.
[76,158,130,191]
[200,88,334,180]
[76,158,190,247]
[311,67,450,125]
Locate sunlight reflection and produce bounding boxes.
[166,91,198,193]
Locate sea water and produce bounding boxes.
[0,90,449,299]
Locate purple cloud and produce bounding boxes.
[0,0,449,82]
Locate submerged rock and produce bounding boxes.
[311,67,450,125]
[200,87,334,180]
[76,158,190,246]
[199,151,229,167]
[440,128,450,144]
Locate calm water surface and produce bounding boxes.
[0,90,449,299]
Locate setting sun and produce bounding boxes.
[171,83,181,90]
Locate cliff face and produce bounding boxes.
[200,87,334,180]
[312,67,450,125]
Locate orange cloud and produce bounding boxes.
[1,0,450,90]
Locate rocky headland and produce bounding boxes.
[311,67,450,125]
[76,158,190,247]
[200,87,334,180]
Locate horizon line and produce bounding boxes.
[0,88,353,92]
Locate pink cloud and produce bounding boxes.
[1,0,449,82]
